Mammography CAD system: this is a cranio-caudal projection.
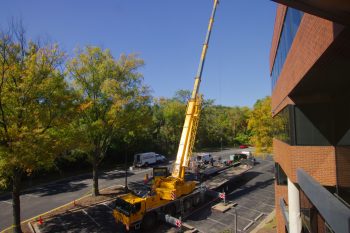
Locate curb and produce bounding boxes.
[250,209,276,233]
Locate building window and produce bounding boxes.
[338,128,350,145]
[300,189,318,233]
[271,7,304,90]
[274,105,294,144]
[275,163,287,185]
[273,105,330,146]
[294,107,330,146]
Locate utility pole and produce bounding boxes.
[220,137,223,151]
[124,147,128,193]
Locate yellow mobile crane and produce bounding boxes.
[113,0,219,230]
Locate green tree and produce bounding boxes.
[68,47,148,196]
[0,25,75,233]
[152,98,186,154]
[248,96,273,154]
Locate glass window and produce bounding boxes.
[295,107,330,146]
[275,163,287,185]
[274,105,331,146]
[338,128,350,146]
[273,105,293,144]
[271,7,303,90]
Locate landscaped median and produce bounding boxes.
[1,185,124,233]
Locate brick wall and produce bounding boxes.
[271,14,342,113]
[275,183,288,233]
[274,139,337,185]
[335,146,350,187]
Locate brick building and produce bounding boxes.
[269,4,350,233]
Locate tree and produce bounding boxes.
[152,98,186,154]
[173,89,191,103]
[0,24,75,233]
[248,96,273,154]
[68,47,148,196]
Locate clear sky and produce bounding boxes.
[1,0,276,107]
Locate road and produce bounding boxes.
[0,148,249,231]
[0,166,153,231]
[35,151,274,233]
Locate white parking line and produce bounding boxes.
[254,213,264,221]
[260,202,275,208]
[207,217,229,227]
[237,205,268,215]
[225,211,252,222]
[1,200,12,205]
[133,168,153,175]
[23,193,40,198]
[243,221,254,231]
[82,209,101,227]
[102,203,113,211]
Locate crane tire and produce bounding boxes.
[193,195,201,207]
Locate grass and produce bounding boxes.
[263,216,277,230]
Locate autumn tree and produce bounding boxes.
[152,97,186,154]
[248,96,273,154]
[0,24,75,233]
[68,47,148,196]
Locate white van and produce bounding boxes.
[155,154,166,163]
[134,152,157,167]
[196,153,212,164]
[241,150,255,163]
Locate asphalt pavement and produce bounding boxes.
[0,148,259,232]
[0,167,153,231]
[185,157,275,232]
[34,151,274,233]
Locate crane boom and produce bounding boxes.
[172,0,219,179]
[112,2,221,228]
[191,0,219,99]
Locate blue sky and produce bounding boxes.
[1,0,276,107]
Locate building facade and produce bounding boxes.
[270,4,350,233]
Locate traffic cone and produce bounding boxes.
[144,173,149,184]
[38,216,43,225]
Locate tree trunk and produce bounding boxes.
[12,171,22,233]
[92,155,99,196]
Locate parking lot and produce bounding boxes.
[186,169,275,232]
[32,157,274,233]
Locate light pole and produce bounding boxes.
[124,148,128,193]
[233,207,237,233]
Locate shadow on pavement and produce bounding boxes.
[226,178,275,201]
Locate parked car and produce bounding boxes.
[239,144,248,149]
[155,154,167,163]
[196,153,212,165]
